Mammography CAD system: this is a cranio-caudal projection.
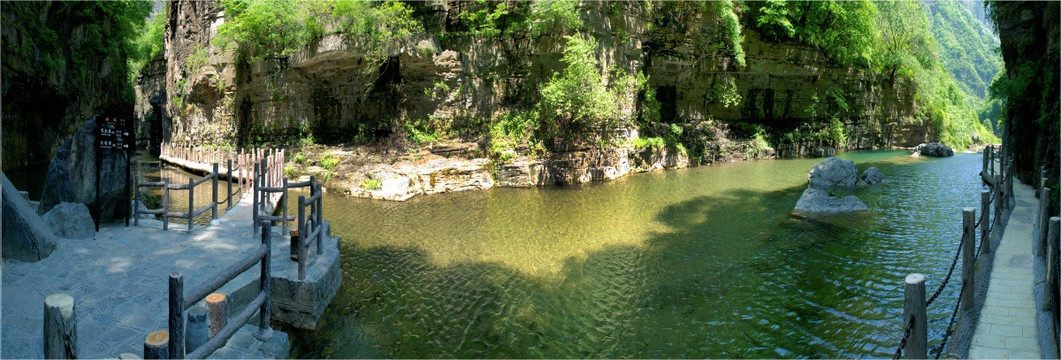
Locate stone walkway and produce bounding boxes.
[969,180,1041,359]
[1,194,290,359]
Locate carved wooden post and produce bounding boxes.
[260,220,272,333]
[168,271,185,359]
[904,273,927,359]
[134,175,141,227]
[206,293,227,338]
[163,179,170,231]
[962,208,976,312]
[188,177,194,232]
[143,330,168,359]
[185,305,208,351]
[212,163,219,220]
[253,162,260,237]
[981,190,991,254]
[44,293,78,359]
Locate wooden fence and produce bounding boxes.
[895,145,1012,359]
[295,176,324,280]
[134,163,219,231]
[147,220,274,359]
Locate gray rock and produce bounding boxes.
[794,188,870,213]
[41,202,96,239]
[861,167,884,184]
[39,116,130,222]
[2,172,58,261]
[808,157,858,190]
[913,142,954,157]
[810,146,836,158]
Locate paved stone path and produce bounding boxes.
[969,180,1041,359]
[1,194,289,359]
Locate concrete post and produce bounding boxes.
[185,305,207,351]
[904,273,927,359]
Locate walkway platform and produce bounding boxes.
[969,180,1042,359]
[1,191,340,358]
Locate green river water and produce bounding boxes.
[283,150,986,358]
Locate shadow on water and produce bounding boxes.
[287,151,982,358]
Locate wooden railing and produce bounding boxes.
[252,153,288,236]
[895,145,1012,359]
[295,176,323,280]
[134,164,219,231]
[158,220,273,359]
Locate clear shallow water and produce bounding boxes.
[288,150,985,358]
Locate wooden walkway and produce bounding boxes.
[969,179,1041,359]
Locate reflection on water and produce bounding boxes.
[287,150,983,358]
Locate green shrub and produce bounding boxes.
[319,154,340,171]
[359,178,382,190]
[283,165,298,178]
[633,136,665,150]
[293,153,306,165]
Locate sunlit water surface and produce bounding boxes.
[283,150,983,358]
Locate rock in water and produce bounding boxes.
[808,157,858,190]
[794,188,870,213]
[39,116,129,222]
[2,172,58,261]
[913,143,954,157]
[42,202,96,239]
[861,167,884,184]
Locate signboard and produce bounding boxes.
[94,115,134,229]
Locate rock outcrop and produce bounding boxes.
[808,157,858,190]
[2,173,58,261]
[39,116,130,222]
[795,157,868,214]
[861,167,884,184]
[912,142,954,157]
[41,202,96,239]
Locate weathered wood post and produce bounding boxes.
[134,175,141,227]
[44,293,78,359]
[994,168,1003,231]
[212,163,219,220]
[188,177,194,232]
[227,159,233,210]
[205,293,227,338]
[185,305,208,351]
[298,193,306,278]
[962,208,976,312]
[904,273,927,359]
[981,190,991,254]
[1007,160,1015,208]
[988,145,995,177]
[315,181,323,253]
[253,162,260,237]
[1039,185,1052,257]
[163,179,170,231]
[1044,217,1060,313]
[282,178,289,234]
[143,330,169,359]
[168,271,185,359]
[982,146,989,176]
[260,220,272,334]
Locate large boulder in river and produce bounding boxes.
[913,143,954,157]
[808,157,858,190]
[794,188,870,213]
[39,116,130,222]
[42,202,96,239]
[2,173,57,261]
[861,167,885,184]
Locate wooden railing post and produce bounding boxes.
[44,293,78,359]
[282,178,289,234]
[994,169,1003,231]
[188,177,194,232]
[904,273,927,359]
[135,176,141,227]
[212,163,219,220]
[1044,217,1060,313]
[163,179,170,231]
[168,271,185,359]
[962,208,976,312]
[253,162,260,237]
[981,190,991,254]
[1039,185,1052,257]
[186,305,208,351]
[206,293,226,337]
[259,220,272,335]
[227,159,233,210]
[1007,160,1015,208]
[315,181,323,253]
[298,194,306,281]
[144,330,169,359]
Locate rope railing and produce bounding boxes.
[895,145,1010,359]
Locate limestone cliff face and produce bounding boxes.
[146,0,921,157]
[2,2,137,170]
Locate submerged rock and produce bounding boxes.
[808,157,858,190]
[42,202,96,239]
[913,142,954,157]
[2,172,58,261]
[794,188,870,213]
[861,167,885,184]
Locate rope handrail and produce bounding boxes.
[894,316,916,360]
